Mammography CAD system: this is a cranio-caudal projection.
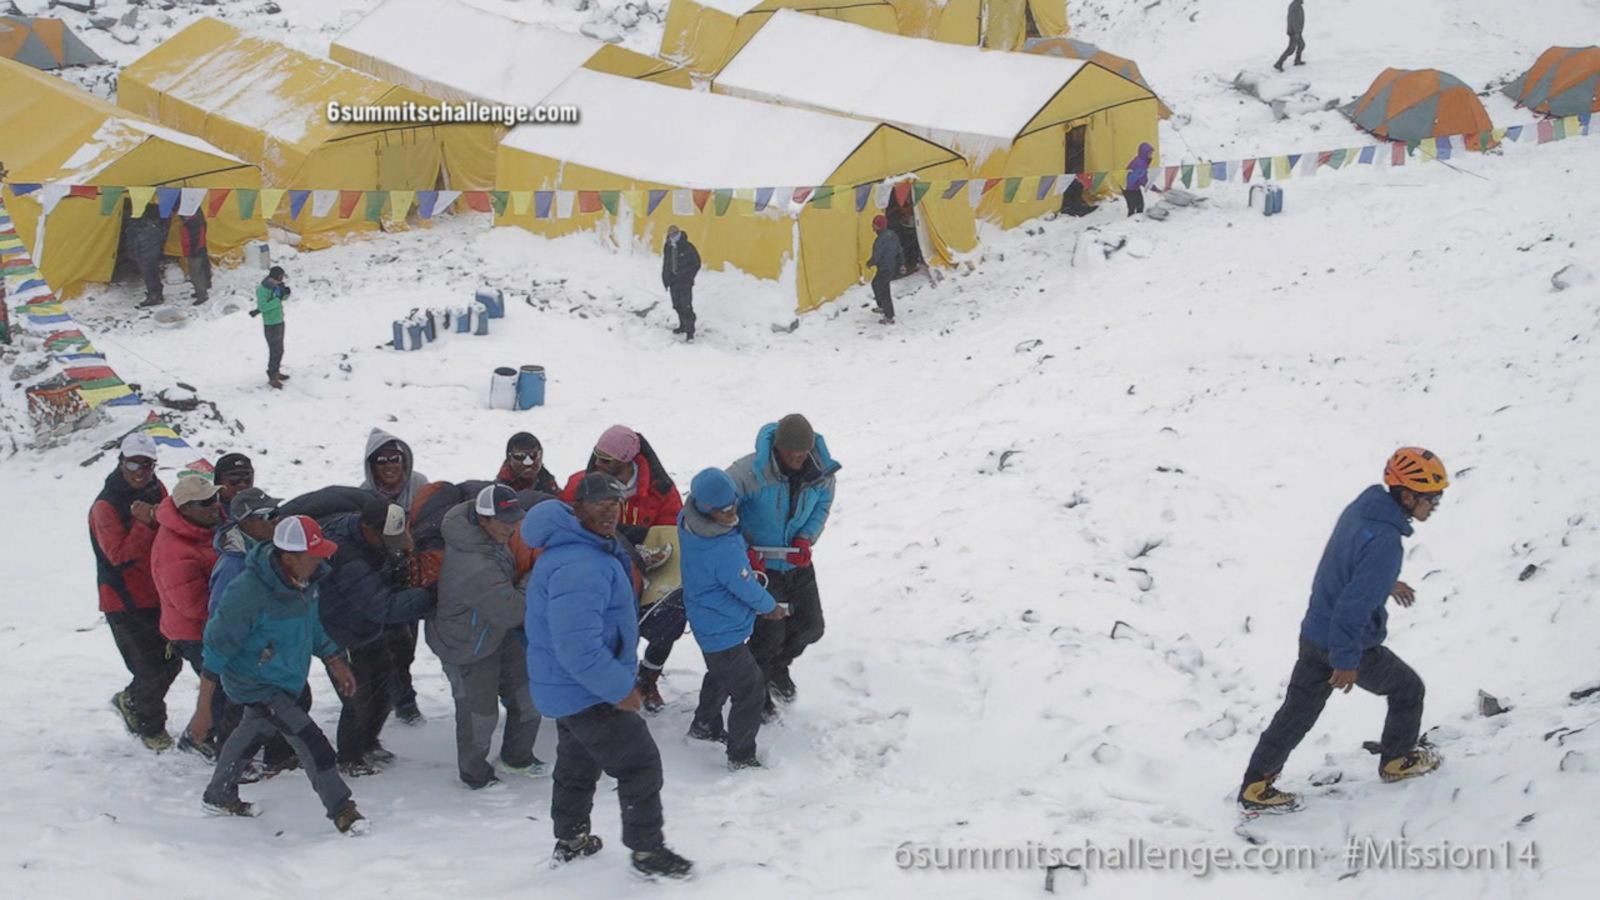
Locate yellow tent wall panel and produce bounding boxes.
[891,0,1067,48]
[0,56,261,297]
[660,0,901,77]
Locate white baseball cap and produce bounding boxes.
[273,515,338,558]
[120,433,160,461]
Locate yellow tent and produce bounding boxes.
[497,70,975,313]
[117,17,500,245]
[714,10,1155,229]
[659,0,900,77]
[0,56,262,298]
[888,0,1069,50]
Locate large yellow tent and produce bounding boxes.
[117,17,500,245]
[497,70,975,313]
[887,0,1068,50]
[715,11,1157,229]
[0,57,261,298]
[659,0,900,77]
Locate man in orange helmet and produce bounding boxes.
[1238,447,1448,813]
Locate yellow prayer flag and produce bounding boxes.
[258,189,286,220]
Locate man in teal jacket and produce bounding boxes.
[202,515,366,834]
[251,265,291,389]
[727,414,840,712]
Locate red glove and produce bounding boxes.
[786,538,812,568]
[746,547,766,573]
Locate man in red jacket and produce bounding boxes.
[91,433,181,751]
[154,474,225,757]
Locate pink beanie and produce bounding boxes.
[595,425,640,462]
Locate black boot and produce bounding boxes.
[631,847,694,880]
[637,667,665,714]
[554,833,604,865]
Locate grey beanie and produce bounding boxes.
[773,414,815,453]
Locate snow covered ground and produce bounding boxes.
[3,1,1600,898]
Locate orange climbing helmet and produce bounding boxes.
[1383,447,1449,493]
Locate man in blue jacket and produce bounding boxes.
[680,468,786,768]
[522,473,693,880]
[727,414,840,714]
[201,516,366,834]
[1239,448,1448,814]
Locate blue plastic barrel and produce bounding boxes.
[391,320,405,350]
[455,306,471,333]
[423,311,437,342]
[473,304,489,336]
[476,288,505,319]
[516,365,546,409]
[406,322,424,350]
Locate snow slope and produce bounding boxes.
[4,1,1600,898]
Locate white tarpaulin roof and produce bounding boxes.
[332,0,622,106]
[714,9,1088,141]
[501,69,886,189]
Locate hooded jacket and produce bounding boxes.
[316,512,436,650]
[679,502,776,654]
[204,543,340,704]
[209,525,258,616]
[88,467,168,613]
[869,228,904,278]
[727,423,841,573]
[152,496,220,641]
[360,427,430,512]
[559,436,683,530]
[1299,486,1412,669]
[1127,143,1156,190]
[521,501,638,718]
[662,233,701,289]
[427,502,526,665]
[1288,0,1305,36]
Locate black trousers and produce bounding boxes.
[389,623,419,712]
[206,691,351,818]
[107,608,181,738]
[336,634,400,763]
[749,565,825,677]
[694,642,765,762]
[263,322,285,378]
[187,254,211,300]
[1123,188,1145,215]
[1276,34,1306,68]
[871,274,895,319]
[670,283,695,338]
[551,704,665,851]
[216,685,311,767]
[639,590,687,672]
[1243,638,1425,784]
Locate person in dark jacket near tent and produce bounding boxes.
[251,266,290,388]
[1238,448,1447,814]
[178,212,210,304]
[91,432,180,750]
[358,427,430,724]
[498,432,559,494]
[867,215,904,324]
[1274,0,1306,71]
[727,414,840,716]
[662,225,700,342]
[681,468,785,768]
[318,498,436,776]
[1124,142,1154,216]
[522,473,694,880]
[153,474,225,758]
[427,485,544,789]
[128,205,167,309]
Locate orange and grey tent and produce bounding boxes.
[1023,36,1171,118]
[1504,47,1600,117]
[0,16,105,70]
[1343,68,1492,142]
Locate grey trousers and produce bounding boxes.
[205,690,351,818]
[441,636,542,788]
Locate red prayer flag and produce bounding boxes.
[206,188,231,218]
[337,191,363,218]
[463,192,492,213]
[577,191,602,214]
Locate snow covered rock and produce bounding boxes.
[1551,265,1594,292]
[579,20,622,42]
[1477,690,1511,717]
[1560,751,1590,773]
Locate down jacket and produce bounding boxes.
[153,497,220,641]
[427,501,526,666]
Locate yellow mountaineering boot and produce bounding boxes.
[1238,775,1303,814]
[1380,746,1442,783]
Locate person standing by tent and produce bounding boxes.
[1238,448,1447,814]
[1274,0,1306,71]
[92,433,181,751]
[498,432,559,494]
[129,205,168,309]
[153,474,225,758]
[728,414,840,716]
[250,266,291,388]
[521,473,694,880]
[179,212,211,305]
[867,215,904,324]
[1124,143,1154,216]
[662,225,700,343]
[681,468,785,769]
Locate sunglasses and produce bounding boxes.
[244,507,277,520]
[123,459,154,472]
[510,451,541,465]
[373,454,405,466]
[593,449,622,464]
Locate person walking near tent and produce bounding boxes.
[521,473,694,879]
[728,414,840,716]
[1238,448,1448,814]
[202,514,368,835]
[662,225,700,342]
[498,432,559,494]
[153,474,225,758]
[1274,0,1306,71]
[179,212,211,305]
[129,205,168,309]
[359,426,431,724]
[427,485,545,790]
[867,215,903,324]
[1124,143,1154,216]
[250,266,291,388]
[681,468,786,769]
[92,432,181,751]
